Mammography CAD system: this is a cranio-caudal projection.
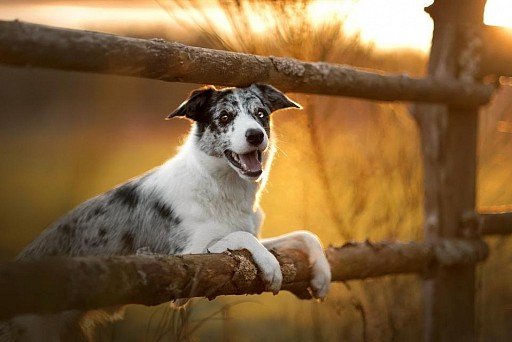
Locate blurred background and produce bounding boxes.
[0,0,511,340]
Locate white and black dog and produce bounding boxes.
[7,84,331,340]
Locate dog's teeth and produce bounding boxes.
[232,152,239,162]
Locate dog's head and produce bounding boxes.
[168,84,301,181]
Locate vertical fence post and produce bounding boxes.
[415,1,487,341]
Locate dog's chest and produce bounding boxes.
[145,156,263,240]
[193,180,259,232]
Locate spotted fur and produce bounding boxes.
[168,84,299,159]
[5,84,332,341]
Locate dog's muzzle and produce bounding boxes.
[224,149,263,177]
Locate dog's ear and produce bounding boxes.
[166,86,216,120]
[252,84,302,112]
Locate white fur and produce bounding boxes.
[139,124,331,296]
[6,86,331,340]
[228,93,269,156]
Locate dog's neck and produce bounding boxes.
[183,138,245,184]
[175,127,273,202]
[145,126,274,212]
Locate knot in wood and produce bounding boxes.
[229,250,258,289]
[269,56,305,77]
[270,250,297,283]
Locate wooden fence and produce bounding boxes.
[0,0,511,340]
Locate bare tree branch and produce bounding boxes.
[0,239,488,320]
[479,211,512,236]
[0,20,494,107]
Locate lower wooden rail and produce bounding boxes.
[0,239,488,320]
[480,211,512,236]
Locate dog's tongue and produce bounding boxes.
[239,151,262,172]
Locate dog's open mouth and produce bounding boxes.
[224,150,263,177]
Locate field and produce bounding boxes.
[0,1,511,340]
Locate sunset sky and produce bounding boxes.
[0,0,511,53]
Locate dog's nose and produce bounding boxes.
[246,129,264,146]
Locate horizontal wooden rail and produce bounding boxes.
[480,211,512,236]
[0,239,488,320]
[0,20,495,107]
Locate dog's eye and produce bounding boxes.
[257,109,268,118]
[219,112,231,124]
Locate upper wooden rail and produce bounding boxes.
[0,20,495,107]
[0,239,489,320]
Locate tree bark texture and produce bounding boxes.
[0,20,495,107]
[479,212,512,236]
[414,1,487,341]
[0,239,488,320]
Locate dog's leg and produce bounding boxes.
[207,231,283,294]
[261,230,331,299]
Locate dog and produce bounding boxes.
[3,84,331,341]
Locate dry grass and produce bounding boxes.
[149,1,512,340]
[0,0,510,340]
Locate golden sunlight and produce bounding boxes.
[338,0,433,52]
[0,0,434,52]
[1,0,510,52]
[485,0,512,27]
[0,4,170,28]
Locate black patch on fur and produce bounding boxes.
[85,205,107,221]
[193,89,238,141]
[195,122,207,140]
[93,206,106,216]
[252,83,300,112]
[168,86,215,120]
[153,201,172,219]
[109,183,139,208]
[84,227,109,248]
[173,245,185,254]
[58,223,71,235]
[173,216,182,227]
[91,240,102,248]
[55,226,74,255]
[153,201,182,227]
[192,93,222,140]
[121,231,135,253]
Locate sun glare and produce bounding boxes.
[485,0,512,28]
[0,5,170,28]
[339,0,434,52]
[0,0,510,53]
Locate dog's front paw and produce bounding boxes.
[251,249,283,294]
[207,231,283,295]
[310,259,331,299]
[296,231,331,299]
